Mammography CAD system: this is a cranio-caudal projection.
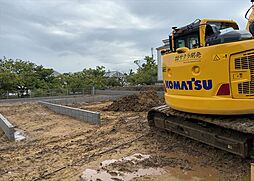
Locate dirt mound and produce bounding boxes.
[105,91,164,112]
[110,85,164,91]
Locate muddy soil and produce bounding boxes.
[105,91,164,112]
[0,102,251,181]
[0,129,4,140]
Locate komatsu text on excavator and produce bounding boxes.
[148,0,254,157]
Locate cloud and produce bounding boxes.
[0,0,251,73]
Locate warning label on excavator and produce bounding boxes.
[213,54,227,61]
[213,55,220,61]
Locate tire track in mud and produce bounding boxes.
[32,134,148,181]
[1,123,148,180]
[147,130,251,180]
[0,130,92,152]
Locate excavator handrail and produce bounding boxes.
[245,4,254,20]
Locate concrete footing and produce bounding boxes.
[0,114,15,140]
[39,101,100,125]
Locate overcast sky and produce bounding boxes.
[0,0,251,73]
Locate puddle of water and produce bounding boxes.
[100,153,150,167]
[82,169,111,181]
[81,167,164,181]
[125,168,164,179]
[82,153,163,181]
[81,153,210,181]
[14,131,26,141]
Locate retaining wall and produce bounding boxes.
[0,114,15,140]
[39,101,100,125]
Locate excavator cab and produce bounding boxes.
[170,19,252,52]
[171,20,201,51]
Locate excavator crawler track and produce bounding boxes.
[148,105,254,158]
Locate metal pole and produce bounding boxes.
[151,47,154,59]
[251,163,254,181]
[91,86,95,96]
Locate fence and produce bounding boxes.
[0,87,93,100]
[0,86,164,104]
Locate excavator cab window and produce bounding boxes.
[175,32,199,50]
[205,21,243,46]
[208,22,239,31]
[173,21,200,51]
[205,24,216,37]
[189,35,199,48]
[205,22,238,38]
[176,39,185,48]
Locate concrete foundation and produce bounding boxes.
[39,101,101,125]
[0,114,15,140]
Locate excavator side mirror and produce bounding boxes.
[176,47,189,54]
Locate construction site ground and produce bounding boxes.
[0,101,251,180]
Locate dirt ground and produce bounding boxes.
[0,102,252,181]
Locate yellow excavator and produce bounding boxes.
[148,0,254,157]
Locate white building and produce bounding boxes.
[156,39,170,81]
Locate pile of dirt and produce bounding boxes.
[105,91,164,112]
[109,85,164,91]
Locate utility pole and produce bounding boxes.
[151,47,154,59]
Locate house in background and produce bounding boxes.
[104,70,126,86]
[104,71,124,78]
[52,70,61,77]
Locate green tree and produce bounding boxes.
[0,57,56,96]
[58,66,108,92]
[127,56,157,85]
[83,66,106,88]
[105,77,122,87]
